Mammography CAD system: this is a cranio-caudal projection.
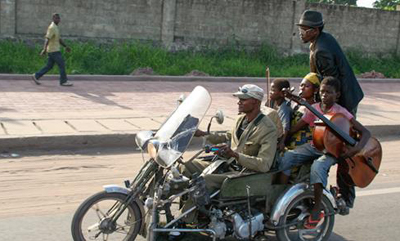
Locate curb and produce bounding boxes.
[0,125,398,152]
[0,134,136,152]
[1,74,400,83]
[365,125,400,140]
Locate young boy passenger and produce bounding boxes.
[278,77,370,229]
[269,78,292,152]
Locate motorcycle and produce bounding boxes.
[71,86,348,241]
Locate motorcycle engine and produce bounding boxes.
[208,209,227,239]
[231,212,264,239]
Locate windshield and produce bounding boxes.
[154,86,211,167]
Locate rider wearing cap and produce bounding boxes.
[181,84,278,190]
[179,84,278,223]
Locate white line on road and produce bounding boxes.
[357,187,400,197]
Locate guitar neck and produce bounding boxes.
[303,102,357,146]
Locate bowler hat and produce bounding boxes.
[297,10,324,28]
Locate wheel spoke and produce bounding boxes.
[73,192,141,241]
[93,230,102,239]
[116,223,129,230]
[125,218,140,226]
[114,228,129,235]
[296,204,309,213]
[299,228,320,239]
[91,203,107,220]
[106,201,122,216]
[87,222,100,233]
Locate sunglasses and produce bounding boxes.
[238,87,248,93]
[298,27,314,35]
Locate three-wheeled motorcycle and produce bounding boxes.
[71,86,351,241]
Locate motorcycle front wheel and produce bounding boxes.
[275,191,335,241]
[71,191,142,241]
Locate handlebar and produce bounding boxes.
[204,145,220,153]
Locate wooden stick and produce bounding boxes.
[265,66,270,107]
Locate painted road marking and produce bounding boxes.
[357,187,400,197]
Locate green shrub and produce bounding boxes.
[0,39,399,78]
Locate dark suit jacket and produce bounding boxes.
[311,32,364,112]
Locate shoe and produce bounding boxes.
[304,211,324,229]
[60,81,73,86]
[338,205,350,216]
[31,74,41,85]
[335,196,350,216]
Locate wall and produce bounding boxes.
[0,0,16,36]
[5,0,163,40]
[1,0,400,55]
[307,3,400,55]
[173,0,302,52]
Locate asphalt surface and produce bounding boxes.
[1,137,399,240]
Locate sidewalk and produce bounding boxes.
[0,74,399,151]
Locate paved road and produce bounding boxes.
[0,137,399,240]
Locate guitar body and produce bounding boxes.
[342,137,382,188]
[323,113,352,158]
[317,113,382,188]
[312,119,328,152]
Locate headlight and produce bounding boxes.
[147,140,159,159]
[135,131,155,151]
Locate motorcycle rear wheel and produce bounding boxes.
[275,191,335,241]
[71,191,142,241]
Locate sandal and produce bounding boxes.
[304,211,324,229]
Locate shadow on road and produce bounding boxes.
[155,230,350,241]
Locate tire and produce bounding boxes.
[71,191,142,241]
[276,191,335,241]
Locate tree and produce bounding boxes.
[373,0,400,10]
[306,0,357,6]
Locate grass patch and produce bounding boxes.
[0,40,399,78]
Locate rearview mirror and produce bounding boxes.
[215,110,224,124]
[206,109,225,134]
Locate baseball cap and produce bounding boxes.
[233,84,264,101]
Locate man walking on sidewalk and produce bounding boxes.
[32,13,73,86]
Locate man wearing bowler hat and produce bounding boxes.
[297,10,364,212]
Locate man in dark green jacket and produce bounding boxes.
[179,84,278,223]
[183,84,278,190]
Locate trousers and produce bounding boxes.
[35,51,68,84]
